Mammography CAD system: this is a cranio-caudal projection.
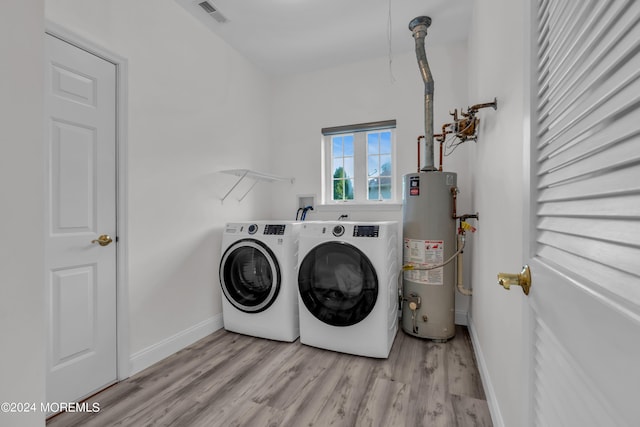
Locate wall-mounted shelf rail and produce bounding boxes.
[219,169,294,203]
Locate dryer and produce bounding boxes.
[297,221,398,358]
[219,221,300,342]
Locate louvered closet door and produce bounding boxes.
[526,0,640,425]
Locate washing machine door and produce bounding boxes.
[220,239,281,313]
[298,241,378,327]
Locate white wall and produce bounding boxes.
[46,0,275,369]
[269,43,474,320]
[270,44,472,220]
[0,1,46,426]
[467,0,526,426]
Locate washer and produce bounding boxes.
[297,221,398,358]
[219,221,300,342]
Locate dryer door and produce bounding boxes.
[220,239,281,313]
[298,241,378,327]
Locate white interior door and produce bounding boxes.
[44,33,117,405]
[521,0,640,425]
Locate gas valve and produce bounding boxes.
[404,293,422,334]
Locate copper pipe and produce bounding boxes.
[469,97,498,113]
[436,123,453,142]
[433,135,445,171]
[435,123,453,171]
[438,123,454,142]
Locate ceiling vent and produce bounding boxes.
[198,1,228,23]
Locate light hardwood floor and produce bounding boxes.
[47,325,492,427]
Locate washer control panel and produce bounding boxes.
[264,224,286,235]
[353,225,380,237]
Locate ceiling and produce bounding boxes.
[175,0,473,76]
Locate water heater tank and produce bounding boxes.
[402,171,457,341]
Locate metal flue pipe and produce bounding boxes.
[409,16,437,172]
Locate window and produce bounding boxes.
[366,130,393,200]
[322,120,396,204]
[331,134,354,201]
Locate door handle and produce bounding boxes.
[91,234,113,247]
[497,265,531,295]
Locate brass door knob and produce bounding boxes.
[497,265,531,295]
[91,234,113,247]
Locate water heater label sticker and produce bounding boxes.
[403,238,444,285]
[409,176,420,196]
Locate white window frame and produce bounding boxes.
[321,121,397,205]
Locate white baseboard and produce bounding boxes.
[129,314,223,376]
[468,315,504,427]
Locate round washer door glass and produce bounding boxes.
[298,241,378,326]
[220,239,281,313]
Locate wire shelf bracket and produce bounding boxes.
[219,169,294,203]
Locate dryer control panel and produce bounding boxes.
[353,225,380,237]
[263,224,286,235]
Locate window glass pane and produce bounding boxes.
[332,136,342,158]
[368,178,379,200]
[333,178,348,200]
[368,155,379,177]
[380,131,392,154]
[344,157,354,178]
[343,135,354,156]
[367,133,380,155]
[333,179,342,200]
[332,158,344,174]
[345,179,354,199]
[334,178,354,200]
[333,164,354,201]
[380,155,392,176]
[380,177,392,199]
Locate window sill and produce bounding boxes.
[316,202,402,212]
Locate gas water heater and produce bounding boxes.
[402,16,491,341]
[401,16,458,341]
[402,171,457,340]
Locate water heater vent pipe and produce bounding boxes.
[409,16,436,172]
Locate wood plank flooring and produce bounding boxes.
[47,325,492,427]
